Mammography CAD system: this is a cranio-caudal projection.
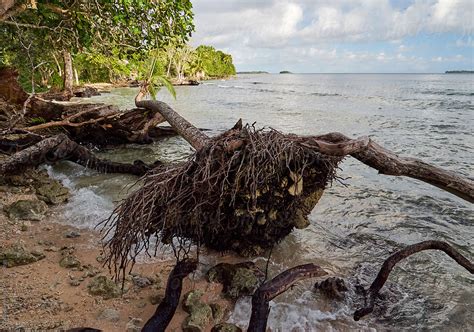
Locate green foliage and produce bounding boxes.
[0,0,194,90]
[142,56,176,100]
[1,1,194,54]
[195,45,236,78]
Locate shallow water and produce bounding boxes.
[51,74,473,331]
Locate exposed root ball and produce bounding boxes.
[103,125,342,273]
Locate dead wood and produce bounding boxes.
[0,128,43,154]
[142,259,198,332]
[248,263,327,332]
[311,132,474,203]
[136,99,209,150]
[103,99,473,280]
[136,99,473,202]
[353,240,474,321]
[0,133,156,175]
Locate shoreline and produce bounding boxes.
[0,178,235,331]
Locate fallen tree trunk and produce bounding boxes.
[135,99,209,150]
[142,259,198,332]
[0,134,155,175]
[248,263,327,332]
[137,99,473,203]
[353,240,474,321]
[103,98,473,278]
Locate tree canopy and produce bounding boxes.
[0,0,194,53]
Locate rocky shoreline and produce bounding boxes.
[0,168,260,331]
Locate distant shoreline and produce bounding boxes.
[445,70,474,74]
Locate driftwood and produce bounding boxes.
[138,99,473,203]
[0,133,156,175]
[353,240,474,321]
[142,259,198,332]
[248,263,327,332]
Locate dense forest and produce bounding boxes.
[0,0,235,93]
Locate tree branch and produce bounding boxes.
[353,240,473,321]
[248,264,327,332]
[0,134,154,175]
[309,133,474,203]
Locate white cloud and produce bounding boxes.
[190,0,474,72]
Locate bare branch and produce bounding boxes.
[354,240,473,321]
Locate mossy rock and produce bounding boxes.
[207,262,264,300]
[87,276,122,299]
[210,303,225,322]
[35,178,69,205]
[0,243,45,267]
[182,290,213,332]
[4,199,48,221]
[211,323,242,332]
[59,254,81,269]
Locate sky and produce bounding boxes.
[190,0,474,73]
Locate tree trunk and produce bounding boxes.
[63,50,73,93]
[249,264,327,331]
[135,100,473,202]
[142,259,197,332]
[0,134,155,175]
[135,99,209,150]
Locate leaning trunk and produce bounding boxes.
[62,50,73,93]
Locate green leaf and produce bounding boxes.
[156,75,176,99]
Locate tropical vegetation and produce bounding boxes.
[0,0,235,93]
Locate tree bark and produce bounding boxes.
[63,50,74,94]
[142,259,197,332]
[135,99,209,150]
[248,264,327,332]
[0,134,155,175]
[310,133,474,203]
[353,240,474,321]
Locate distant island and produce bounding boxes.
[237,71,269,74]
[445,70,474,74]
[279,70,292,74]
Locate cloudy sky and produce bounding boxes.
[190,0,473,73]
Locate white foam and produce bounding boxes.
[43,164,115,229]
[61,186,114,229]
[228,292,372,331]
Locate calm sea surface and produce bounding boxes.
[50,74,473,331]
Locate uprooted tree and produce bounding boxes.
[102,92,471,330]
[1,81,472,330]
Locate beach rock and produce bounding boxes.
[131,274,152,288]
[69,279,81,287]
[64,230,81,238]
[73,86,100,98]
[59,254,81,269]
[182,290,213,332]
[207,262,264,300]
[87,276,122,299]
[97,308,120,322]
[211,323,242,332]
[0,243,45,267]
[314,277,348,300]
[4,199,48,221]
[126,318,142,332]
[210,303,225,322]
[35,178,69,205]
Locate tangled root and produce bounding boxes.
[102,125,343,277]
